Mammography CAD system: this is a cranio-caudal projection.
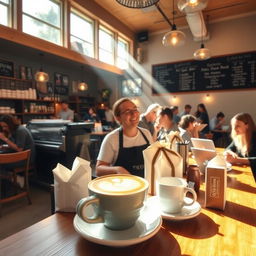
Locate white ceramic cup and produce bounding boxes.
[156,177,197,213]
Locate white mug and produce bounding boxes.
[156,177,197,213]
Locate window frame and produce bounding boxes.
[70,8,95,58]
[116,36,130,69]
[21,0,63,45]
[0,0,12,27]
[98,24,115,65]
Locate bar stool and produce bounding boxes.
[0,150,32,216]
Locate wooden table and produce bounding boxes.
[0,165,255,256]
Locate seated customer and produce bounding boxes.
[138,103,160,136]
[210,112,225,131]
[155,107,177,141]
[57,100,74,121]
[0,115,35,165]
[224,113,256,181]
[84,107,100,122]
[96,98,153,177]
[178,115,200,150]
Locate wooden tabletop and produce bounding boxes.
[0,165,255,256]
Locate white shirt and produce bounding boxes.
[97,127,153,165]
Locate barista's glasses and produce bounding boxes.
[120,108,139,116]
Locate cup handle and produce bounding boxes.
[183,187,197,206]
[76,195,104,224]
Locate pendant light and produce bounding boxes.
[193,15,210,60]
[162,0,185,47]
[115,0,159,8]
[78,66,88,91]
[34,53,49,82]
[178,0,208,13]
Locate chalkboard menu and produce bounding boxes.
[152,51,256,94]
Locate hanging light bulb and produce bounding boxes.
[162,0,185,47]
[194,43,211,60]
[178,0,208,13]
[162,24,185,47]
[78,65,88,91]
[34,53,49,82]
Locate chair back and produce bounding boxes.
[0,150,31,170]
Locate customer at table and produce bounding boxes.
[0,115,35,164]
[84,107,100,122]
[210,112,225,131]
[179,104,192,118]
[178,114,200,150]
[155,106,178,141]
[171,106,180,124]
[96,98,153,177]
[195,103,209,135]
[138,103,160,136]
[57,100,74,121]
[224,113,256,181]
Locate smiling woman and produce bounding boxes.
[96,98,153,177]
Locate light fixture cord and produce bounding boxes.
[155,3,173,28]
[172,0,175,25]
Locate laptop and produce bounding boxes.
[191,138,216,151]
[191,147,217,173]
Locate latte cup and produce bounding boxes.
[76,174,148,230]
[156,177,197,214]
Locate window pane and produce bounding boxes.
[0,4,8,26]
[23,15,60,44]
[23,0,60,27]
[99,29,113,51]
[0,0,9,4]
[99,49,114,65]
[117,58,128,69]
[70,13,93,43]
[70,36,94,58]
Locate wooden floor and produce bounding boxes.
[0,184,51,240]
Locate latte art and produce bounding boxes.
[90,175,147,195]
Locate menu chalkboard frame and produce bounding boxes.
[152,51,256,95]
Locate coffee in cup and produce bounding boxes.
[156,177,197,213]
[76,174,148,230]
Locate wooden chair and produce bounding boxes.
[0,150,32,215]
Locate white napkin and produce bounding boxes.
[52,157,91,212]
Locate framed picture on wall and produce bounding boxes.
[26,67,33,80]
[0,59,14,77]
[121,78,142,97]
[54,73,62,86]
[20,65,26,80]
[62,75,69,86]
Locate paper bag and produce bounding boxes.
[167,131,184,151]
[52,157,91,212]
[205,166,226,210]
[143,141,183,195]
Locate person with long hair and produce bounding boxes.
[96,98,153,177]
[155,106,178,141]
[195,103,209,135]
[225,113,256,181]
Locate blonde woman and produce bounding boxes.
[224,113,256,181]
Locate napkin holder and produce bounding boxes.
[52,157,91,212]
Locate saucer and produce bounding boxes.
[73,199,162,247]
[147,196,201,221]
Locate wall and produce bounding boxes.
[134,14,256,123]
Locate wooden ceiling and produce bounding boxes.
[93,0,256,33]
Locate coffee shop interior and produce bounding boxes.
[0,0,255,255]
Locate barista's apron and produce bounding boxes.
[114,128,150,177]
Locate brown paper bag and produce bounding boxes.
[205,166,227,210]
[143,141,183,195]
[167,131,184,151]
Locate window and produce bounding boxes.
[22,0,62,45]
[117,37,129,69]
[70,10,94,58]
[99,25,114,65]
[0,0,11,27]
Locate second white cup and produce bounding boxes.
[156,177,197,214]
